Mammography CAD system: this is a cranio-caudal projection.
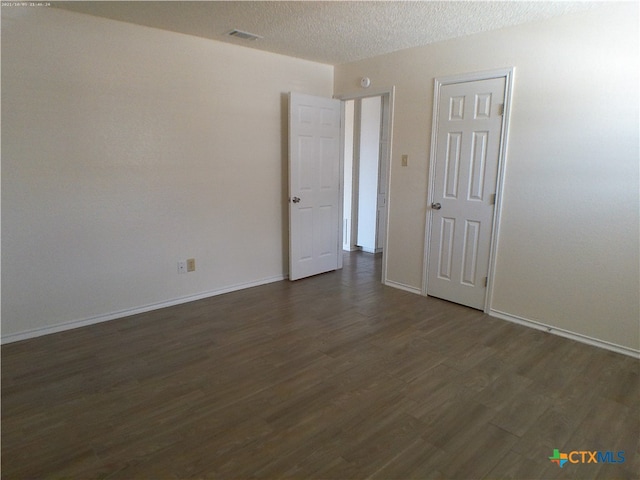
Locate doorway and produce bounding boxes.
[341,90,393,268]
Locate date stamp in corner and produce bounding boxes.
[1,2,52,7]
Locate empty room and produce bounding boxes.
[2,1,638,479]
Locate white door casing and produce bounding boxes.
[289,92,342,281]
[425,71,512,310]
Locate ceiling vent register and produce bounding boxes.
[227,29,262,41]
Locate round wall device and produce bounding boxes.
[360,77,371,88]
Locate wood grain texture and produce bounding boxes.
[2,252,638,479]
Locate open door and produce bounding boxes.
[288,92,342,281]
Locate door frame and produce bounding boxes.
[335,86,395,285]
[422,68,515,312]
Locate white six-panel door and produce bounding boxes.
[427,77,506,309]
[289,92,341,281]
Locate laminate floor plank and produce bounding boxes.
[439,424,519,479]
[366,437,448,480]
[2,252,638,479]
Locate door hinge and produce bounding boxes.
[490,193,496,205]
[496,104,504,116]
[484,277,488,287]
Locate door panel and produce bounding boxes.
[437,217,456,280]
[444,132,462,198]
[469,131,488,200]
[427,77,506,309]
[461,220,480,286]
[289,92,341,281]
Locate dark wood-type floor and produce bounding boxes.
[2,252,638,479]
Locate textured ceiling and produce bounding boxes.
[53,1,605,65]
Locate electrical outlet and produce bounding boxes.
[187,258,196,272]
[401,154,408,167]
[178,261,187,274]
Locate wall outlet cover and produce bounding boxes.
[178,261,187,274]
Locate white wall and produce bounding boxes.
[1,7,333,340]
[356,96,382,253]
[335,3,639,352]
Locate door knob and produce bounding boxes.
[291,196,301,203]
[431,202,442,210]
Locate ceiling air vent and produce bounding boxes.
[227,29,262,41]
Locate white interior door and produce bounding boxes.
[289,92,341,281]
[427,76,506,309]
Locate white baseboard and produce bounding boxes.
[1,274,287,345]
[489,309,640,359]
[384,279,422,295]
[372,283,639,359]
[5,275,637,361]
